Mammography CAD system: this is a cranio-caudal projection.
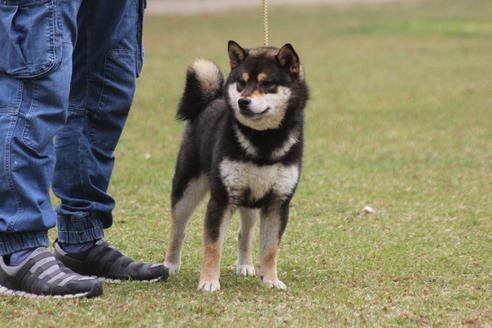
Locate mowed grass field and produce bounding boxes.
[2,0,492,326]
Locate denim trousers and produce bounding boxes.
[0,0,145,255]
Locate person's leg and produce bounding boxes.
[52,0,167,282]
[0,0,102,298]
[0,0,79,258]
[53,0,145,244]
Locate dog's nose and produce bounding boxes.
[238,98,251,111]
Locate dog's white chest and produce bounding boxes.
[219,159,299,202]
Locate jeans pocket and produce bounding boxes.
[88,49,136,152]
[0,0,62,79]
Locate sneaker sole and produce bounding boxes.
[0,284,102,299]
[98,276,166,284]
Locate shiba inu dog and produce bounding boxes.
[164,41,309,292]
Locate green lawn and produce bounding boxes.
[2,0,492,326]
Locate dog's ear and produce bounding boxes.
[276,43,300,75]
[228,40,248,70]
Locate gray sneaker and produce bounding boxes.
[54,240,168,283]
[0,248,102,299]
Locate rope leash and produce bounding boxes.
[262,0,269,46]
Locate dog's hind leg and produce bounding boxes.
[165,174,208,275]
[259,202,289,290]
[198,199,233,292]
[236,207,259,277]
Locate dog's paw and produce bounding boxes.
[260,277,287,290]
[197,279,221,292]
[163,261,180,275]
[236,264,256,277]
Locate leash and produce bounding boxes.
[262,0,269,46]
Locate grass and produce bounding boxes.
[2,0,492,326]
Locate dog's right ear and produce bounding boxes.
[276,43,300,75]
[228,40,248,70]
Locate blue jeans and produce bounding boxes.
[0,0,145,255]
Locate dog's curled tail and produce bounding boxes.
[176,59,224,121]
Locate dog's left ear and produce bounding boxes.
[276,43,300,75]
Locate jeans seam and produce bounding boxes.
[137,0,145,76]
[78,125,89,202]
[5,82,25,232]
[2,0,51,8]
[95,49,111,117]
[81,1,90,200]
[89,50,107,150]
[49,0,56,64]
[21,81,39,152]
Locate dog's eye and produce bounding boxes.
[261,81,277,93]
[236,80,246,92]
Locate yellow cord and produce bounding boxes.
[262,0,269,46]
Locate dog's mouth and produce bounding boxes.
[240,107,271,119]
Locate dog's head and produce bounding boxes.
[225,41,308,131]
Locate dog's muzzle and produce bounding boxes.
[238,98,270,117]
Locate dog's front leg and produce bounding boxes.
[237,207,259,277]
[259,201,289,290]
[198,199,233,292]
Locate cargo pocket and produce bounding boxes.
[88,49,136,152]
[0,0,62,79]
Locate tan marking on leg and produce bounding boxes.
[259,205,287,289]
[260,244,279,281]
[198,207,232,292]
[198,238,222,291]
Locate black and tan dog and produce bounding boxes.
[164,41,309,292]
